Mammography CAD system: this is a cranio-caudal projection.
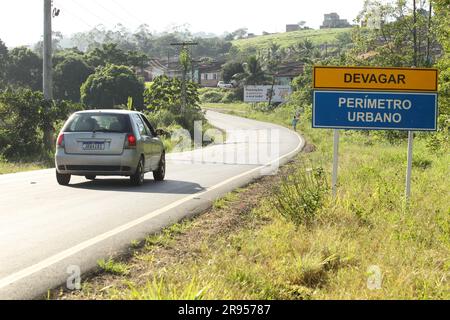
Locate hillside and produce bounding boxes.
[232,28,352,52]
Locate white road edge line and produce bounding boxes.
[0,131,304,290]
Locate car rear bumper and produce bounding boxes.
[55,149,140,176]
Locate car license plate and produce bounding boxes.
[82,142,105,151]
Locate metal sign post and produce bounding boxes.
[332,129,340,198]
[405,131,414,202]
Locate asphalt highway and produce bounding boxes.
[0,111,304,299]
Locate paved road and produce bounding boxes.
[0,111,304,299]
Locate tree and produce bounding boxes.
[226,28,248,40]
[351,0,437,67]
[0,89,81,160]
[235,56,269,85]
[54,55,93,102]
[289,39,315,63]
[179,47,191,114]
[0,39,8,87]
[297,21,311,29]
[433,0,449,119]
[85,42,149,71]
[126,50,150,70]
[86,43,129,67]
[80,64,145,110]
[144,75,200,114]
[192,37,232,59]
[144,75,203,134]
[33,31,63,57]
[222,62,245,83]
[133,24,154,54]
[6,47,42,91]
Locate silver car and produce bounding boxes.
[55,110,166,186]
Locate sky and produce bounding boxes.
[0,0,366,48]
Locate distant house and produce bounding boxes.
[274,61,304,85]
[320,13,351,29]
[165,57,200,83]
[286,24,300,32]
[136,59,167,82]
[198,61,224,87]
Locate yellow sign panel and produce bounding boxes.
[314,66,438,92]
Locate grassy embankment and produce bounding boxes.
[55,102,449,300]
[232,28,352,52]
[0,160,47,175]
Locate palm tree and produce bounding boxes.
[289,38,315,63]
[235,55,269,85]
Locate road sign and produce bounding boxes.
[313,65,439,202]
[313,91,438,131]
[244,85,292,103]
[314,66,438,92]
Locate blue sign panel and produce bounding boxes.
[313,91,437,131]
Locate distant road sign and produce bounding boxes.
[244,85,292,103]
[314,66,438,92]
[313,91,438,131]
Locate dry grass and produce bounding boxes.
[0,160,47,175]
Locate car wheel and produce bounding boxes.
[56,171,71,186]
[85,175,96,180]
[153,153,166,182]
[130,158,145,186]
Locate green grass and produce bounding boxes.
[213,191,240,210]
[97,258,130,276]
[232,28,352,52]
[0,161,48,175]
[145,221,193,248]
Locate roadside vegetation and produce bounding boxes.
[0,159,47,175]
[51,1,449,300]
[231,28,352,54]
[0,43,209,172]
[55,102,449,299]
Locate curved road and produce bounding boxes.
[0,111,304,299]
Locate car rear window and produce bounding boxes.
[64,113,132,133]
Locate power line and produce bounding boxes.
[70,0,116,27]
[90,0,131,27]
[109,0,149,28]
[54,1,95,30]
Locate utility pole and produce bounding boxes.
[267,72,278,108]
[170,42,198,115]
[43,0,53,150]
[43,0,53,100]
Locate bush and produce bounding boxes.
[145,109,178,129]
[199,88,242,103]
[273,162,328,227]
[144,76,205,136]
[0,89,82,160]
[81,64,145,110]
[221,91,237,103]
[200,90,225,103]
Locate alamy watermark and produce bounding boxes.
[66,265,81,291]
[168,121,281,176]
[367,265,383,290]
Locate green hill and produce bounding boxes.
[232,28,352,52]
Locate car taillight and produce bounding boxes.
[126,134,137,148]
[57,133,64,148]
